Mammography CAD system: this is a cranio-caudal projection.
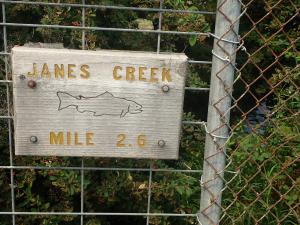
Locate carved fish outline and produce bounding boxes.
[57,91,143,118]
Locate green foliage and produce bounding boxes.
[186,66,209,88]
[224,0,300,219]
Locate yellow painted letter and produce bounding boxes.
[80,64,90,79]
[74,132,83,145]
[68,64,76,79]
[41,63,51,78]
[54,64,64,78]
[67,131,71,145]
[162,68,172,82]
[27,63,38,77]
[113,66,122,80]
[50,131,64,145]
[126,67,135,81]
[150,68,158,83]
[86,132,94,146]
[139,67,147,81]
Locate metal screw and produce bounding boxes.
[19,75,26,80]
[30,136,38,143]
[158,140,166,148]
[161,85,170,93]
[27,80,37,89]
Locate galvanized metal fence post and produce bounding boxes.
[199,0,241,224]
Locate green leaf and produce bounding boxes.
[188,36,197,46]
[175,186,185,195]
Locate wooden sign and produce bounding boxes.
[12,47,187,159]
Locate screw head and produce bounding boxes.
[30,136,38,143]
[27,80,37,89]
[161,85,170,93]
[19,75,26,80]
[158,140,166,148]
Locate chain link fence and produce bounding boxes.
[0,0,299,225]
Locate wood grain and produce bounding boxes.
[12,47,187,159]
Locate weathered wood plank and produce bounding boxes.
[12,47,187,159]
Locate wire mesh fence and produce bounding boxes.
[0,0,299,225]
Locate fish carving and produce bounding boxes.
[57,91,143,118]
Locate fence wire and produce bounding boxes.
[0,0,299,225]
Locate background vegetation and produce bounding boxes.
[0,0,299,224]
